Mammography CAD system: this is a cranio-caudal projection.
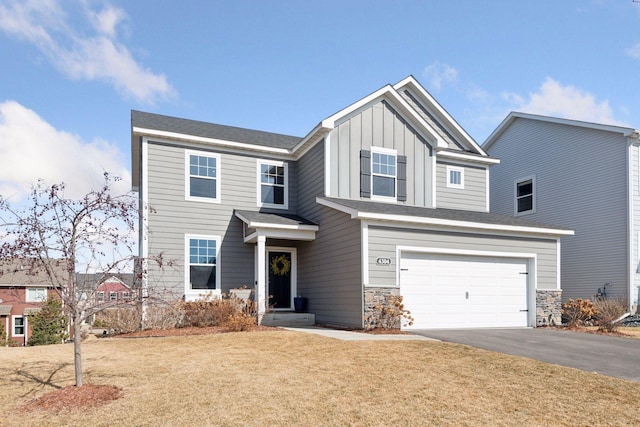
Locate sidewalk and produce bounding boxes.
[283,326,436,341]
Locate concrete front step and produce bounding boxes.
[261,312,315,327]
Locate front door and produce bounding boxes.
[267,249,295,310]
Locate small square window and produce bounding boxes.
[446,166,464,189]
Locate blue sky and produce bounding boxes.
[1,0,640,200]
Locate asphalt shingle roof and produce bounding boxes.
[132,110,303,150]
[235,210,317,227]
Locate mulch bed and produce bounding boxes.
[21,384,123,413]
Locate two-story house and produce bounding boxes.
[131,76,572,329]
[0,259,64,345]
[484,112,640,312]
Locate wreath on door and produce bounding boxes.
[270,254,291,276]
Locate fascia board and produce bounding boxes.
[133,127,291,156]
[316,197,574,237]
[394,76,487,155]
[435,149,500,165]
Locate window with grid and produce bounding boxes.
[372,151,396,198]
[186,151,220,202]
[188,238,217,290]
[258,161,287,208]
[516,177,535,214]
[13,316,25,336]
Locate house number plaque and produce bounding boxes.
[376,257,392,266]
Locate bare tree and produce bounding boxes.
[0,173,140,386]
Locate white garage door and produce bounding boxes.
[400,252,529,329]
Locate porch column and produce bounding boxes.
[256,235,267,322]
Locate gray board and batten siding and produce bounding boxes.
[487,117,630,301]
[327,99,434,207]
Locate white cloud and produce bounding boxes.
[0,0,175,104]
[423,61,459,92]
[0,100,130,201]
[504,77,626,126]
[626,42,640,60]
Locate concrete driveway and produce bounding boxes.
[412,328,640,382]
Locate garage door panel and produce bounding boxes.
[400,252,529,329]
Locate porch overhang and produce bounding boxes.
[234,210,319,243]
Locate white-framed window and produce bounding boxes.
[257,160,288,209]
[515,175,536,215]
[446,166,465,189]
[25,287,46,302]
[122,291,131,300]
[185,150,221,203]
[12,315,25,337]
[371,148,397,200]
[109,291,117,301]
[185,234,221,299]
[97,291,105,302]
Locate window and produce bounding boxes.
[257,160,288,209]
[97,291,105,302]
[122,291,131,300]
[186,236,219,295]
[447,166,464,189]
[372,150,397,199]
[109,292,117,301]
[515,176,535,215]
[186,150,220,202]
[26,287,46,302]
[13,316,24,337]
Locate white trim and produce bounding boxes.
[485,168,490,212]
[324,134,331,196]
[133,127,291,155]
[446,165,465,189]
[184,234,222,301]
[266,247,297,311]
[12,314,25,338]
[316,197,574,237]
[435,149,500,165]
[140,138,149,301]
[393,76,487,155]
[362,221,369,287]
[397,245,537,327]
[371,147,398,201]
[431,155,437,208]
[256,159,289,210]
[557,239,562,291]
[185,149,221,204]
[514,175,536,216]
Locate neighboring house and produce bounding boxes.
[76,273,136,304]
[0,260,64,345]
[484,112,640,312]
[131,76,572,329]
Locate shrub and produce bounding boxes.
[594,297,628,332]
[180,292,258,330]
[365,294,414,330]
[28,296,68,346]
[0,322,8,347]
[561,298,597,328]
[94,306,142,335]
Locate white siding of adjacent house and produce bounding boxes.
[488,118,629,302]
[632,144,640,308]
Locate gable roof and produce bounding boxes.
[317,197,573,237]
[484,112,640,151]
[0,259,67,287]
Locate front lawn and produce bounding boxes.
[1,330,639,426]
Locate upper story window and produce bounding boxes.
[185,150,221,203]
[257,160,288,209]
[360,149,407,202]
[186,235,220,298]
[446,166,464,189]
[26,287,46,302]
[372,150,397,199]
[109,291,118,301]
[515,176,535,215]
[97,291,105,302]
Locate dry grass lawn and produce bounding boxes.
[2,330,640,426]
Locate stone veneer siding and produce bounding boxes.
[364,287,563,328]
[535,289,562,326]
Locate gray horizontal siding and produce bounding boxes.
[435,162,487,211]
[297,206,362,327]
[488,118,629,301]
[145,141,298,297]
[367,226,558,290]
